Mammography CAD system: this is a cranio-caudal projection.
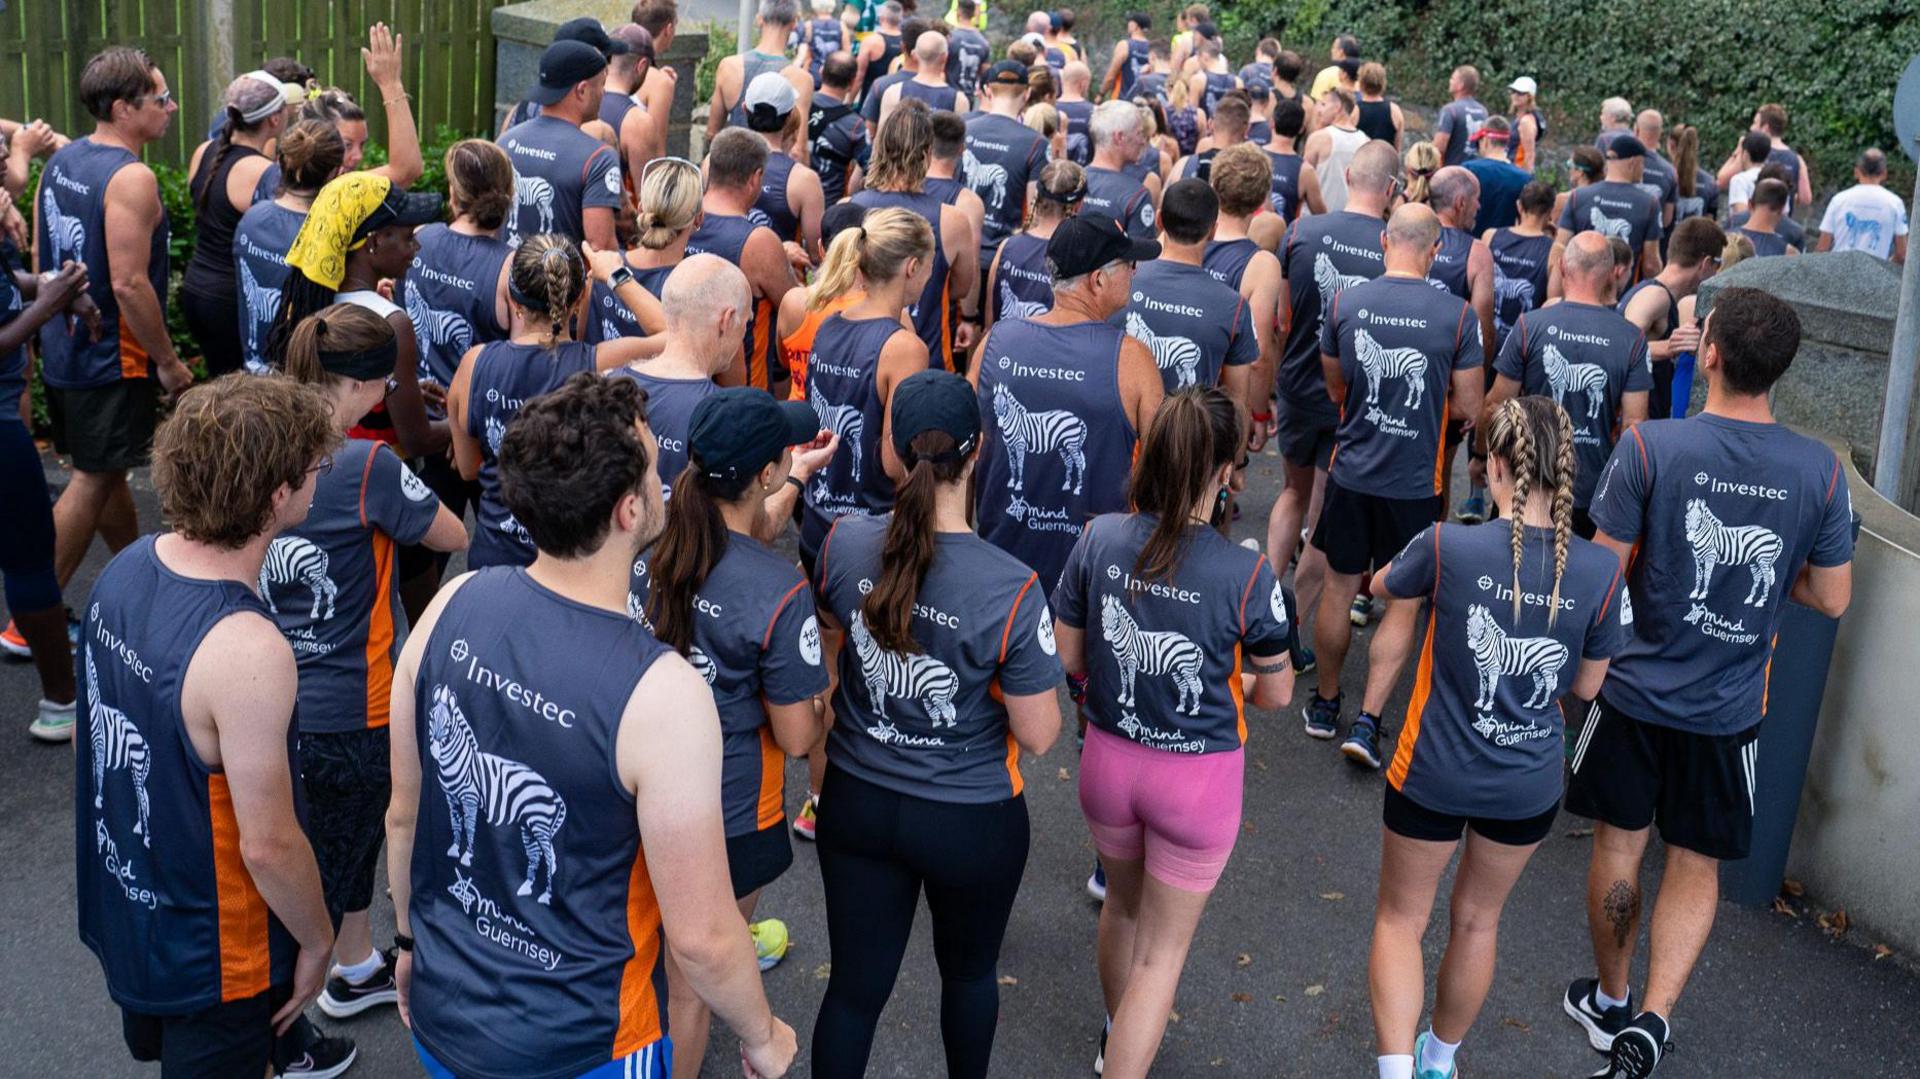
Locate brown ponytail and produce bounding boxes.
[1486,396,1576,628]
[645,461,749,653]
[282,304,394,386]
[446,139,515,232]
[1127,388,1244,584]
[862,430,969,653]
[509,234,587,345]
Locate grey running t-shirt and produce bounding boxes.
[963,112,1051,255]
[1279,210,1387,427]
[1320,275,1480,500]
[1382,520,1624,818]
[816,515,1062,803]
[1588,415,1854,735]
[499,115,623,244]
[1111,260,1256,393]
[1434,97,1489,165]
[1053,513,1290,755]
[1493,301,1651,508]
[1083,166,1157,241]
[1559,181,1663,272]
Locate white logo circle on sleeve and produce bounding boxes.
[398,464,434,502]
[1620,588,1634,626]
[606,165,622,194]
[1037,613,1057,655]
[1269,582,1287,626]
[799,616,823,665]
[1141,204,1156,229]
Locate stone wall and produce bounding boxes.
[493,0,707,157]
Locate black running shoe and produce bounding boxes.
[1588,1012,1669,1078]
[1563,977,1634,1052]
[1341,713,1383,769]
[278,1033,358,1079]
[317,948,399,1019]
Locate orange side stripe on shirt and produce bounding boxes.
[363,533,397,728]
[752,301,774,390]
[118,321,150,380]
[756,725,786,830]
[1230,644,1248,744]
[1385,614,1438,790]
[613,851,666,1057]
[1003,728,1024,797]
[999,575,1038,663]
[210,774,272,1001]
[1431,396,1451,495]
[938,280,954,371]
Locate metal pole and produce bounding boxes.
[1874,148,1920,502]
[738,0,756,56]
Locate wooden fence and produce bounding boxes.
[0,0,509,169]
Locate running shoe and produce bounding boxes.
[1563,978,1635,1052]
[278,1033,357,1079]
[750,919,790,971]
[29,698,76,743]
[1086,861,1107,903]
[0,613,80,659]
[1292,645,1317,676]
[1413,1031,1457,1079]
[791,796,818,841]
[1094,1016,1110,1075]
[1350,595,1373,626]
[317,949,398,1019]
[1303,693,1341,739]
[1455,492,1488,524]
[1342,713,1383,769]
[1588,1012,1669,1078]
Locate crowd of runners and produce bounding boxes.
[0,1,1890,1076]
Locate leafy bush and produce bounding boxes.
[697,23,740,106]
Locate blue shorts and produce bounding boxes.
[415,1036,671,1078]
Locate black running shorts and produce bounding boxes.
[1275,402,1336,470]
[50,379,157,473]
[300,727,392,918]
[122,982,292,1078]
[1311,480,1443,577]
[727,821,795,900]
[1564,694,1760,860]
[1383,784,1558,847]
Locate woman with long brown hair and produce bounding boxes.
[1359,397,1623,1079]
[810,369,1063,1078]
[1053,388,1293,1078]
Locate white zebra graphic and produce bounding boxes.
[1099,595,1205,716]
[485,415,507,455]
[747,206,775,231]
[1314,251,1368,320]
[847,610,960,727]
[1353,329,1429,410]
[1540,343,1609,419]
[1588,205,1632,241]
[427,685,568,904]
[511,173,556,236]
[998,279,1048,320]
[404,282,474,361]
[1492,267,1535,312]
[808,380,864,484]
[40,186,86,264]
[687,646,717,685]
[1684,499,1783,607]
[1465,604,1568,711]
[239,260,282,363]
[1124,310,1202,389]
[993,382,1087,495]
[258,536,339,621]
[1268,189,1289,219]
[963,150,1009,215]
[86,645,152,847]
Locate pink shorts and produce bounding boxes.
[1078,725,1245,892]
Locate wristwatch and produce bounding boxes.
[607,265,637,291]
[393,932,415,952]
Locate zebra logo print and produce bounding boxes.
[998,279,1048,320]
[963,150,1009,215]
[1588,205,1632,241]
[687,646,717,685]
[1353,329,1429,411]
[510,173,556,236]
[747,206,775,231]
[239,259,281,363]
[1491,267,1534,340]
[1684,499,1783,607]
[809,379,864,485]
[1541,343,1609,420]
[404,282,475,361]
[1313,252,1368,320]
[1099,595,1205,716]
[40,186,86,265]
[1465,604,1569,711]
[847,610,960,727]
[86,645,153,847]
[1123,311,1203,389]
[427,685,568,905]
[259,536,339,621]
[485,416,507,455]
[992,383,1087,496]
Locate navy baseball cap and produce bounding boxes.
[1605,134,1647,159]
[986,60,1028,87]
[1047,216,1159,279]
[688,388,820,484]
[531,40,609,105]
[890,370,980,464]
[555,17,630,57]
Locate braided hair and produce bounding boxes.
[508,234,588,344]
[1486,396,1575,628]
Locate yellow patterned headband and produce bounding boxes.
[284,173,394,291]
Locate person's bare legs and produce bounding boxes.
[335,909,374,971]
[1268,461,1330,649]
[1101,875,1213,1079]
[1314,569,1364,701]
[99,477,139,552]
[1430,831,1541,1042]
[1641,845,1720,1019]
[668,890,762,1079]
[1586,822,1651,1002]
[51,469,123,588]
[1368,828,1455,1057]
[16,605,75,702]
[1095,854,1147,1018]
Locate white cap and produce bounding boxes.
[1508,76,1538,96]
[743,71,798,117]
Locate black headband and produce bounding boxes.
[317,333,398,381]
[1038,182,1087,206]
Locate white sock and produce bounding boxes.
[1418,1030,1460,1074]
[1378,1054,1414,1079]
[332,949,382,983]
[1596,984,1630,1010]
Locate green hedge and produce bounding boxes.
[1088,0,1917,197]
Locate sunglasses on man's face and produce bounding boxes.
[144,90,173,110]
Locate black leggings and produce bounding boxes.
[180,288,245,379]
[811,765,1030,1079]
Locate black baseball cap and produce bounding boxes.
[821,202,869,249]
[890,370,980,464]
[531,40,609,105]
[1047,216,1159,279]
[986,60,1028,87]
[688,387,820,484]
[555,17,630,58]
[1605,134,1646,159]
[353,181,442,242]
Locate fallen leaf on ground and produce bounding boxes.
[1565,827,1595,839]
[813,963,832,980]
[1502,1017,1531,1033]
[1320,892,1345,901]
[1057,768,1071,781]
[1168,1009,1182,1024]
[1235,953,1253,967]
[1874,944,1895,960]
[1832,909,1851,936]
[1772,897,1800,918]
[1273,995,1287,1003]
[1782,878,1805,897]
[1242,819,1257,833]
[1211,1058,1225,1066]
[997,975,1019,986]
[1254,758,1268,771]
[1304,984,1325,997]
[1231,992,1252,1003]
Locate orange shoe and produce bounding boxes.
[0,620,30,659]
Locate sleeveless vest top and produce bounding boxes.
[465,340,599,568]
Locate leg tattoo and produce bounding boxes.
[1604,880,1640,949]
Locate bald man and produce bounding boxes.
[1306,201,1484,768]
[879,30,968,124]
[1483,231,1650,538]
[1056,61,1095,165]
[615,254,754,497]
[1634,109,1679,232]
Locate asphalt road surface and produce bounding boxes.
[6,442,1918,1078]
